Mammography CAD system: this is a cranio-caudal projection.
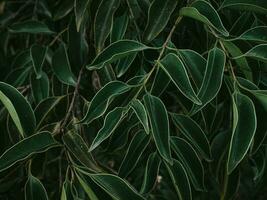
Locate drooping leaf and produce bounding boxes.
[171,137,205,191]
[180,0,229,36]
[178,49,206,90]
[171,114,211,161]
[221,0,267,14]
[31,72,49,104]
[190,47,226,114]
[240,44,267,63]
[111,13,129,43]
[230,26,267,43]
[0,82,36,137]
[78,169,145,200]
[227,92,257,174]
[30,44,48,79]
[223,41,252,81]
[25,173,49,200]
[89,107,126,151]
[143,0,178,42]
[74,0,90,32]
[52,44,77,86]
[118,131,150,177]
[0,131,59,172]
[165,159,192,200]
[140,152,161,194]
[87,40,150,70]
[81,81,131,124]
[34,96,64,130]
[63,131,99,172]
[94,0,120,51]
[115,53,137,78]
[143,93,172,164]
[158,53,201,105]
[130,100,149,134]
[9,20,54,34]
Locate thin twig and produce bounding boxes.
[60,68,84,132]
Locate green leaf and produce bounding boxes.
[87,40,150,70]
[25,173,49,200]
[221,0,267,14]
[31,72,50,104]
[180,0,229,36]
[171,114,211,161]
[190,47,226,114]
[130,100,149,134]
[63,131,99,171]
[140,152,161,194]
[74,0,90,32]
[9,20,54,34]
[0,82,36,137]
[89,107,125,151]
[52,44,77,86]
[94,0,120,51]
[143,0,178,42]
[118,131,150,177]
[171,137,205,191]
[223,41,252,81]
[230,26,267,43]
[78,170,145,200]
[165,159,192,200]
[115,53,137,78]
[81,81,131,124]
[111,13,129,43]
[178,49,206,90]
[30,44,48,79]
[227,92,257,174]
[61,179,74,200]
[34,96,64,130]
[0,131,59,172]
[158,53,201,105]
[240,44,267,63]
[143,93,172,164]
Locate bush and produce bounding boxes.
[1,0,267,199]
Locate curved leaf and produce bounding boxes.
[190,47,226,114]
[9,20,54,34]
[89,107,126,151]
[158,53,201,105]
[230,26,267,43]
[30,44,48,79]
[140,152,161,194]
[78,169,145,200]
[165,159,192,200]
[63,131,99,171]
[25,173,49,200]
[119,131,150,177]
[74,0,90,31]
[241,44,267,63]
[130,100,149,134]
[227,92,257,174]
[0,131,59,172]
[143,93,172,164]
[171,114,211,160]
[143,0,178,42]
[171,137,205,191]
[178,49,206,90]
[81,81,131,124]
[0,82,36,137]
[52,44,77,86]
[180,0,229,36]
[94,0,120,51]
[221,0,267,14]
[31,72,49,104]
[88,40,149,70]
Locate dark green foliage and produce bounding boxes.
[1,0,267,199]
